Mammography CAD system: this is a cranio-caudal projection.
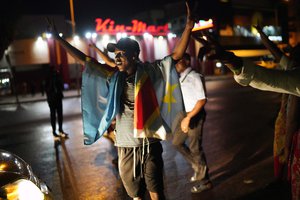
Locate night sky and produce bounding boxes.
[17,0,181,33]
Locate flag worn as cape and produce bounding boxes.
[82,56,185,145]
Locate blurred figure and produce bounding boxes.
[41,80,46,96]
[45,67,68,141]
[173,53,212,193]
[21,82,27,96]
[29,81,36,96]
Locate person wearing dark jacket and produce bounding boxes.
[45,67,68,140]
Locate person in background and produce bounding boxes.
[172,52,212,193]
[45,67,68,141]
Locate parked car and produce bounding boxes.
[0,149,52,200]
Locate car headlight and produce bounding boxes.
[0,179,44,200]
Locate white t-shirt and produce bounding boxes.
[179,67,206,112]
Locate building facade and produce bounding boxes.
[1,0,298,96]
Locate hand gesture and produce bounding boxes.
[253,21,263,33]
[193,31,243,73]
[192,31,224,59]
[46,17,59,38]
[185,1,195,30]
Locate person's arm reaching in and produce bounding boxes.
[193,31,300,96]
[89,43,116,68]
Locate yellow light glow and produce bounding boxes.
[5,179,44,200]
[192,19,214,32]
[35,36,48,52]
[0,163,7,171]
[73,35,80,46]
[73,35,80,41]
[230,49,271,58]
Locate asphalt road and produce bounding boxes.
[0,77,286,200]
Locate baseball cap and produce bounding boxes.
[107,38,140,55]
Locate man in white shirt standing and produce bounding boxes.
[173,53,212,193]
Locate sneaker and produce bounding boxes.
[59,131,69,138]
[191,181,212,193]
[190,165,207,182]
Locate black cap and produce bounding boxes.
[107,38,140,55]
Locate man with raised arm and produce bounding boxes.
[48,2,195,199]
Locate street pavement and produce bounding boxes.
[0,76,289,200]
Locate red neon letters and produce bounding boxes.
[95,18,169,36]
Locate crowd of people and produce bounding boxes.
[43,2,300,200]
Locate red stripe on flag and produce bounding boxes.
[135,76,159,129]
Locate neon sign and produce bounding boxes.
[192,19,214,32]
[95,18,169,36]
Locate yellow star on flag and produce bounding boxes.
[163,82,178,112]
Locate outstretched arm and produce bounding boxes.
[47,18,87,65]
[192,30,300,96]
[47,18,115,76]
[253,24,283,62]
[89,43,116,68]
[234,60,300,96]
[171,2,195,60]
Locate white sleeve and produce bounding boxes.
[193,73,206,100]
